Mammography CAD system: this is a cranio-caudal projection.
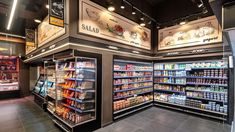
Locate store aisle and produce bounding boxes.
[0,97,231,132]
[0,96,61,132]
[96,108,231,132]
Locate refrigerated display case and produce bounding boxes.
[0,56,19,92]
[113,59,153,120]
[52,56,99,132]
[45,61,56,114]
[154,59,229,121]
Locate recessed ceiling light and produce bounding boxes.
[179,21,186,25]
[132,6,136,15]
[108,5,115,12]
[157,26,160,29]
[34,19,42,23]
[7,0,18,30]
[132,51,140,54]
[108,46,119,50]
[140,14,145,21]
[140,23,146,27]
[46,4,49,9]
[120,0,125,9]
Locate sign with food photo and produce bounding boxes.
[158,16,222,50]
[78,0,151,50]
[38,16,65,47]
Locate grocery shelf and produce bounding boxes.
[114,69,153,72]
[47,108,54,114]
[63,96,95,103]
[61,103,95,113]
[64,78,95,82]
[154,69,185,71]
[154,76,228,79]
[53,114,76,128]
[154,76,186,78]
[113,91,153,100]
[154,100,227,116]
[190,67,228,70]
[114,75,153,79]
[186,89,227,94]
[114,85,153,93]
[114,100,153,114]
[186,96,226,103]
[186,83,228,87]
[186,76,227,79]
[114,103,152,120]
[154,103,227,121]
[154,89,185,94]
[114,80,153,86]
[62,87,95,93]
[47,94,56,99]
[156,82,186,86]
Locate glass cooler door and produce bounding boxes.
[54,57,97,127]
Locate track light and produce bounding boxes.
[120,0,125,9]
[197,0,203,8]
[148,21,152,25]
[179,21,186,25]
[132,6,136,15]
[108,5,115,12]
[34,19,42,23]
[140,14,145,21]
[7,0,18,30]
[140,22,146,27]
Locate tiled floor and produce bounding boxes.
[0,97,231,132]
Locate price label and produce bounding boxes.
[134,94,137,97]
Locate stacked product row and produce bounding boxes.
[153,60,229,120]
[113,60,153,119]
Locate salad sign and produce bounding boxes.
[158,16,222,50]
[78,0,151,50]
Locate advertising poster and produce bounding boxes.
[158,16,222,50]
[49,0,64,27]
[25,29,36,54]
[78,0,151,50]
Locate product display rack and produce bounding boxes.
[0,56,20,99]
[153,59,229,121]
[45,61,56,114]
[113,59,154,120]
[52,56,98,132]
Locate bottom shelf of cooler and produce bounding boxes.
[113,95,153,120]
[52,106,96,131]
[154,100,227,121]
[0,82,19,91]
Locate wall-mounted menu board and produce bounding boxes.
[78,0,151,50]
[158,16,222,50]
[38,16,65,47]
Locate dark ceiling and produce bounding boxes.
[0,0,48,36]
[0,0,231,37]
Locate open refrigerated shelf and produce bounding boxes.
[52,57,98,131]
[154,100,227,116]
[153,60,229,121]
[113,59,154,120]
